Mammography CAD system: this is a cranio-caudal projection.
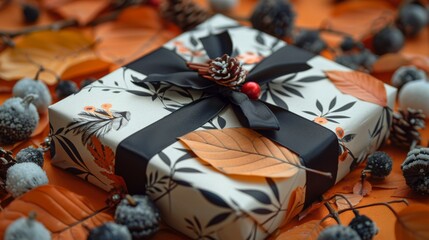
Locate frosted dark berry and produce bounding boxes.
[401,148,429,195]
[391,66,427,88]
[16,147,44,167]
[372,26,404,55]
[340,36,356,52]
[348,215,378,240]
[366,151,393,178]
[55,80,79,99]
[294,30,327,54]
[396,4,428,37]
[115,195,161,239]
[0,96,39,145]
[87,222,131,240]
[250,0,295,38]
[317,225,361,240]
[22,3,40,24]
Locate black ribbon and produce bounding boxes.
[117,31,339,207]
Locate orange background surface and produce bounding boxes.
[0,0,428,239]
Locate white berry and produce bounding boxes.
[6,162,48,198]
[399,80,429,117]
[4,216,51,240]
[13,78,52,114]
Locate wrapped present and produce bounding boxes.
[49,15,396,239]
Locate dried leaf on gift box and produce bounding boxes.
[94,6,181,65]
[51,0,111,25]
[0,30,103,85]
[395,204,429,240]
[325,70,387,107]
[87,136,126,189]
[179,128,326,178]
[323,0,395,39]
[0,185,113,240]
[335,194,363,210]
[298,201,325,221]
[353,180,372,196]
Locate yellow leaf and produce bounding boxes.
[0,30,101,85]
[395,204,429,240]
[180,128,318,178]
[276,220,324,240]
[325,70,387,107]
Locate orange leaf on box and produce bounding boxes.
[0,185,113,240]
[395,204,429,240]
[0,30,102,85]
[179,128,305,178]
[281,187,305,226]
[325,70,387,107]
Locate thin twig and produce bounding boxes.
[0,19,78,38]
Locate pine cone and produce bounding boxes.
[160,0,211,31]
[187,54,247,88]
[390,108,426,148]
[250,0,295,38]
[401,147,429,195]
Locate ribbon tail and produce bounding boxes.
[247,63,312,85]
[200,31,233,59]
[227,91,280,130]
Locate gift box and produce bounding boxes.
[49,15,396,239]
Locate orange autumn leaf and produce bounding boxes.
[325,70,387,107]
[0,185,113,240]
[335,194,363,210]
[53,0,111,25]
[324,0,395,40]
[298,201,325,221]
[353,180,372,196]
[180,128,309,178]
[0,30,101,85]
[395,204,429,240]
[281,187,305,226]
[391,185,428,199]
[94,6,181,65]
[276,220,325,240]
[372,53,411,73]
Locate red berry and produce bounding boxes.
[241,82,261,100]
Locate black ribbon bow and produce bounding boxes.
[131,31,311,130]
[118,31,339,207]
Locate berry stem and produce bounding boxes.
[125,194,137,206]
[34,66,45,81]
[337,199,408,218]
[323,201,342,224]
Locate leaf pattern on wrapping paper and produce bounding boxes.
[179,128,304,178]
[53,133,105,185]
[261,74,325,110]
[0,185,113,240]
[325,70,387,107]
[65,104,130,145]
[303,97,356,124]
[87,136,126,189]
